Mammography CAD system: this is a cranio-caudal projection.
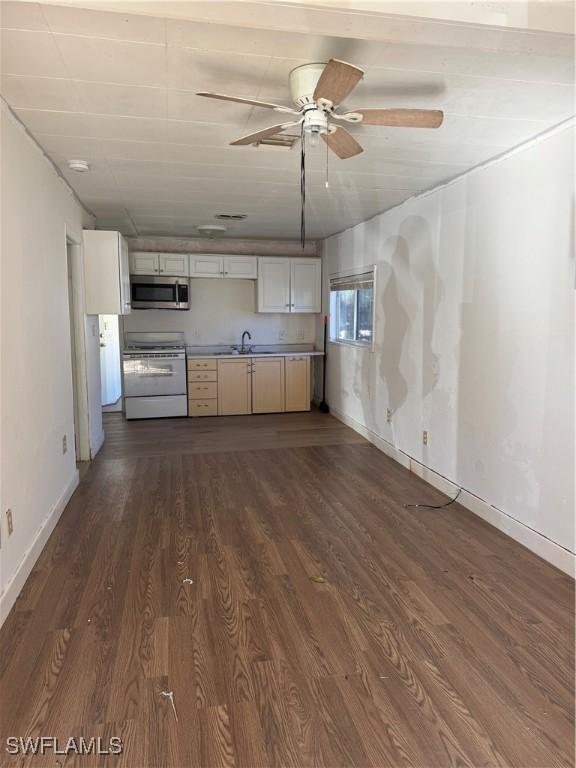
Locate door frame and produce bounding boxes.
[65,227,91,461]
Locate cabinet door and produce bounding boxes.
[291,258,321,313]
[131,251,159,275]
[285,356,311,411]
[218,360,252,415]
[84,230,125,315]
[190,255,223,277]
[159,253,189,276]
[224,256,257,279]
[257,258,290,312]
[252,358,285,414]
[119,236,131,315]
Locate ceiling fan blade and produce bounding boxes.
[322,127,363,159]
[313,59,364,106]
[230,121,301,146]
[196,92,298,114]
[344,108,444,128]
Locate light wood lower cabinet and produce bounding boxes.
[218,360,252,415]
[188,382,217,399]
[188,358,218,416]
[285,356,311,412]
[189,355,313,416]
[252,358,285,414]
[188,399,218,416]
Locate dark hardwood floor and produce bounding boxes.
[1,412,573,767]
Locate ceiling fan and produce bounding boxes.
[197,58,444,158]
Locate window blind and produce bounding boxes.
[329,268,374,292]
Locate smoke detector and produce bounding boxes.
[196,224,227,238]
[68,159,90,173]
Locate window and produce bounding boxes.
[329,268,375,347]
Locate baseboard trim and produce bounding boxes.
[330,406,575,577]
[0,471,80,627]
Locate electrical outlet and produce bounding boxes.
[62,435,67,454]
[6,509,13,536]
[423,430,428,446]
[386,408,392,423]
[278,329,287,341]
[296,328,305,340]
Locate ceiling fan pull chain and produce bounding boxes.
[325,129,330,189]
[300,121,306,249]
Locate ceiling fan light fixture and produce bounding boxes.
[289,62,328,107]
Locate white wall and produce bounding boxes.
[124,278,317,346]
[323,122,574,573]
[0,103,100,623]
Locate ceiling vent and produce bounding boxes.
[257,135,298,149]
[215,213,247,221]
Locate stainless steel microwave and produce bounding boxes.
[130,275,190,310]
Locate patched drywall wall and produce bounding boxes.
[323,122,574,567]
[0,104,97,622]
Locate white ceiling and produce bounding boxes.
[1,1,574,240]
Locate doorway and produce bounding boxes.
[99,315,122,412]
[67,241,81,459]
[66,235,93,465]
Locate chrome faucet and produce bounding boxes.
[241,330,252,354]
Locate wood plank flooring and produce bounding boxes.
[1,412,573,767]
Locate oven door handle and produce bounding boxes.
[138,371,176,377]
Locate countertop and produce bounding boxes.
[186,345,324,359]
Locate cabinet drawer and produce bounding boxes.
[188,359,217,371]
[188,399,218,417]
[188,370,217,382]
[188,382,217,399]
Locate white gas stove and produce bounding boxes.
[123,332,187,419]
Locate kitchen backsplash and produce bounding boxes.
[123,277,317,346]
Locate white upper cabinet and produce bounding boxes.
[190,254,223,277]
[119,237,131,313]
[257,258,291,312]
[257,257,321,313]
[223,255,258,279]
[291,258,322,313]
[158,253,188,276]
[130,251,160,275]
[130,251,189,276]
[190,254,257,279]
[84,230,131,315]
